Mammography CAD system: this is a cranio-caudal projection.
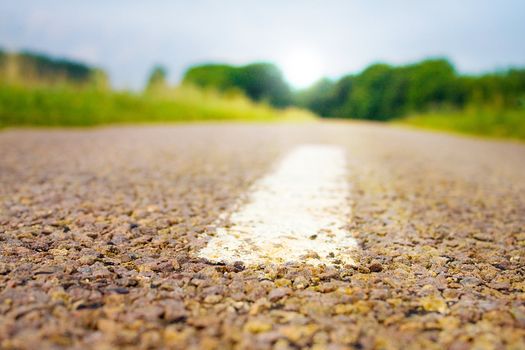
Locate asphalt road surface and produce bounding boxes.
[1,122,524,350]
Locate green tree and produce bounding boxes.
[404,58,457,111]
[183,64,237,90]
[234,63,291,107]
[295,78,337,116]
[146,65,168,92]
[183,62,292,107]
[0,50,99,86]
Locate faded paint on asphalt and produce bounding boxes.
[199,144,357,266]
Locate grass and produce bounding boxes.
[2,81,523,142]
[397,107,525,141]
[0,83,315,127]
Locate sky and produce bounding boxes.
[1,0,525,89]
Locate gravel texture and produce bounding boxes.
[0,122,524,350]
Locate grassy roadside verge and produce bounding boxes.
[0,83,315,127]
[396,108,525,141]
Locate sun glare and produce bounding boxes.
[281,50,323,89]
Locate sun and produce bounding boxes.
[281,50,323,89]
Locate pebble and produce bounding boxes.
[293,276,309,290]
[368,261,383,272]
[268,288,291,302]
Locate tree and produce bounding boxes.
[404,58,457,111]
[295,78,339,117]
[234,63,292,107]
[182,64,237,90]
[182,62,292,107]
[146,65,168,92]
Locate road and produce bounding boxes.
[0,122,524,349]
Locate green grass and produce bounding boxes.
[0,83,315,127]
[397,107,525,141]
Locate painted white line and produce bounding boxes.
[199,144,357,266]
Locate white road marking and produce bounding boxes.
[199,144,357,266]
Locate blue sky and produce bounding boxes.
[1,0,524,89]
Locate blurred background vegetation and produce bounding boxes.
[0,49,314,127]
[0,48,524,140]
[184,63,292,108]
[294,59,525,139]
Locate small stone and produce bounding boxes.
[280,324,318,343]
[268,287,291,302]
[369,261,383,272]
[204,295,222,304]
[233,261,245,272]
[97,319,119,333]
[164,327,191,345]
[50,248,69,256]
[510,307,525,327]
[77,301,104,310]
[244,320,272,333]
[488,280,511,291]
[275,278,292,287]
[510,256,520,263]
[301,251,321,260]
[460,276,481,287]
[442,288,460,300]
[318,282,337,293]
[473,233,492,242]
[293,276,309,290]
[110,287,129,294]
[420,295,448,314]
[249,298,271,316]
[78,255,96,266]
[163,302,188,323]
[0,263,11,275]
[334,304,354,315]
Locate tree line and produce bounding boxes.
[0,49,108,88]
[183,59,525,120]
[3,49,524,121]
